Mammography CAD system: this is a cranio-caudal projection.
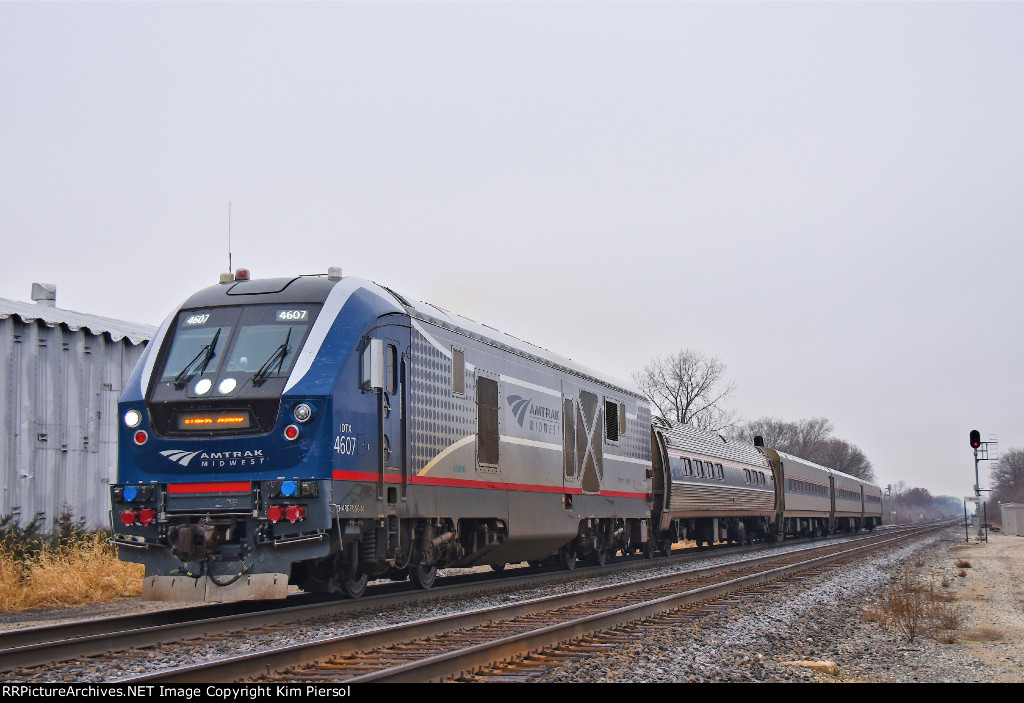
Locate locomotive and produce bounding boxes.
[110,269,881,602]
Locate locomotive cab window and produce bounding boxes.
[386,344,398,395]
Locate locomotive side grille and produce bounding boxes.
[452,348,465,395]
[477,376,499,465]
[605,400,619,441]
[563,397,576,478]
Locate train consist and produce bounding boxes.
[110,270,882,602]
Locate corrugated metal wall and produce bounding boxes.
[1,316,148,529]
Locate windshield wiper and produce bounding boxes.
[252,327,293,387]
[173,328,222,389]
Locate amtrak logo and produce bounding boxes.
[160,448,267,467]
[160,449,203,467]
[506,395,560,433]
[507,395,531,426]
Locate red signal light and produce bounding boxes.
[970,430,981,449]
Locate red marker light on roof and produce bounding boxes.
[234,268,250,281]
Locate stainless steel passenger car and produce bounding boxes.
[650,419,777,548]
[772,450,834,537]
[652,429,886,541]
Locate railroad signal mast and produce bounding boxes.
[968,429,997,542]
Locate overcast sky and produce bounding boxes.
[1,1,1020,500]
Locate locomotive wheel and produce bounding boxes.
[409,563,437,589]
[559,545,578,570]
[342,573,369,599]
[593,549,608,566]
[660,540,673,557]
[643,539,655,559]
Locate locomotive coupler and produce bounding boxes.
[168,517,220,562]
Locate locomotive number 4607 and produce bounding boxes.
[334,435,357,455]
[276,309,309,321]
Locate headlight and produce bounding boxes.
[293,403,313,423]
[123,409,142,428]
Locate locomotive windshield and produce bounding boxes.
[226,323,301,379]
[156,304,321,392]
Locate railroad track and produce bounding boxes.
[0,537,761,675]
[122,524,943,684]
[0,524,942,682]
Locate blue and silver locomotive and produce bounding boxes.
[111,269,654,601]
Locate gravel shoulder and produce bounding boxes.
[534,526,1024,683]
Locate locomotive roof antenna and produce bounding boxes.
[228,201,233,273]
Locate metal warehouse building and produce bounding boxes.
[1,284,155,529]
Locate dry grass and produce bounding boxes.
[928,586,957,603]
[873,569,965,644]
[955,559,972,569]
[0,535,143,611]
[930,601,965,644]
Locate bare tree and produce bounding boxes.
[734,416,834,456]
[790,417,835,459]
[816,438,876,482]
[990,448,1024,504]
[734,416,875,482]
[734,416,800,449]
[632,349,738,432]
